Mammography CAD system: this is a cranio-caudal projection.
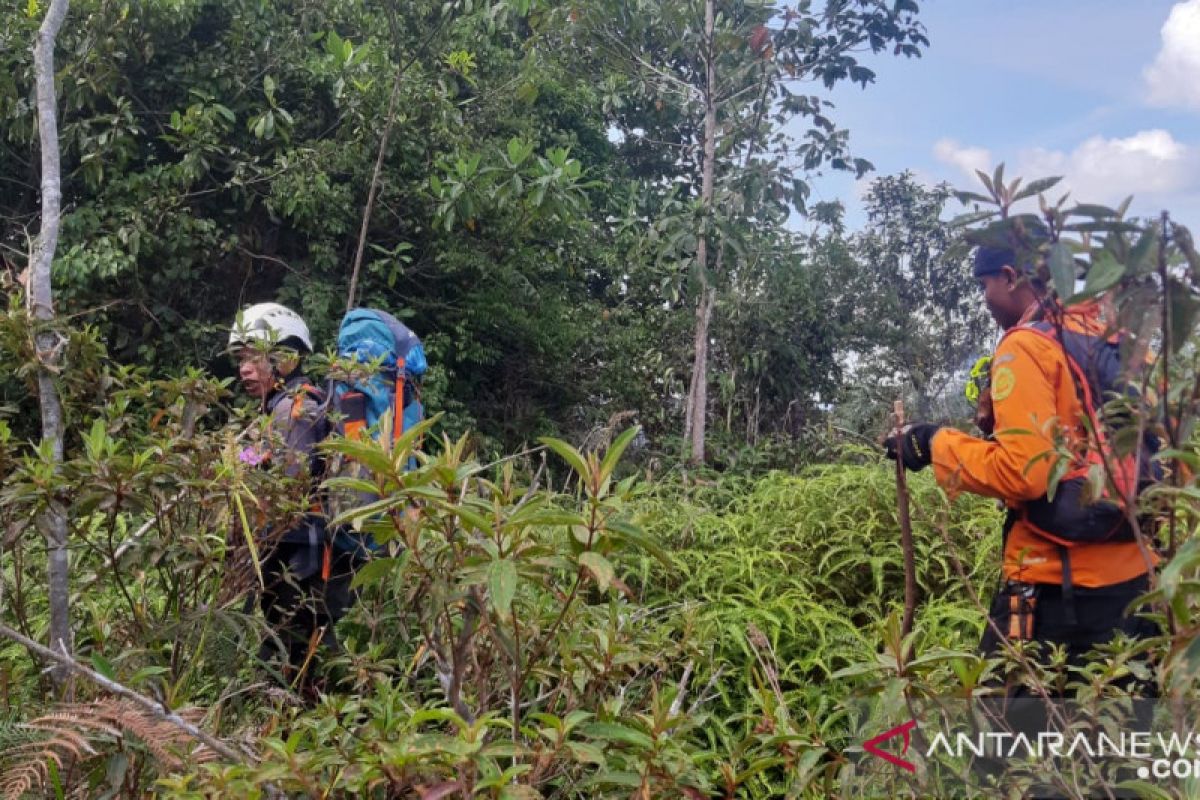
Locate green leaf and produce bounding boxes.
[604,518,670,565]
[90,652,116,680]
[1047,242,1076,299]
[440,501,493,534]
[1168,279,1200,353]
[325,30,343,57]
[320,477,383,497]
[329,491,419,528]
[1045,456,1069,502]
[1112,781,1173,800]
[233,492,265,589]
[506,137,530,166]
[578,551,614,592]
[1159,538,1200,601]
[599,426,640,484]
[1069,203,1118,219]
[389,415,441,466]
[1129,228,1158,273]
[320,437,399,479]
[1063,221,1142,234]
[350,556,399,590]
[515,82,539,104]
[489,558,517,615]
[580,722,654,750]
[539,436,590,483]
[1068,251,1125,303]
[566,741,607,765]
[974,169,995,197]
[46,757,63,800]
[1011,175,1062,202]
[735,757,787,786]
[1153,449,1200,471]
[952,190,993,206]
[948,210,997,228]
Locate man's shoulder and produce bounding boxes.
[270,382,324,422]
[996,323,1064,360]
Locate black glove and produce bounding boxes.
[884,423,941,471]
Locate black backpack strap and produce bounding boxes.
[1002,507,1018,545]
[1058,545,1078,626]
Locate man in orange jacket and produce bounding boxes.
[886,244,1158,681]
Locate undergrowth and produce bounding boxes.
[634,461,1002,692]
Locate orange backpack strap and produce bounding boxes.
[290,383,321,421]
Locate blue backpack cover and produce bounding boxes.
[329,308,427,554]
[333,308,426,439]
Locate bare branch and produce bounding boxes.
[0,622,247,764]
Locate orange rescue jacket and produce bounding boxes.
[930,302,1157,587]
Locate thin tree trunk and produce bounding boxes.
[346,70,402,312]
[30,0,72,688]
[684,0,718,465]
[346,7,455,311]
[687,288,716,462]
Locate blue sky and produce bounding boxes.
[803,0,1200,229]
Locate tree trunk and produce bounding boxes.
[684,0,718,465]
[31,0,72,687]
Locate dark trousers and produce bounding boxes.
[975,575,1158,797]
[258,541,360,677]
[980,573,1158,678]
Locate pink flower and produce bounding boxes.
[239,446,265,466]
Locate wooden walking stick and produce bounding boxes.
[893,400,917,640]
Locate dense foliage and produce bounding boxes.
[0,0,945,455]
[6,0,1200,798]
[0,318,1003,795]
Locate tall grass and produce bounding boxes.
[634,462,1002,690]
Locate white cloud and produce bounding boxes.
[933,138,993,177]
[1145,0,1200,110]
[933,130,1200,208]
[1019,130,1199,199]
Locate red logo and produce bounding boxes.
[863,719,918,773]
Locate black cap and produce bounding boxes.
[973,246,1014,278]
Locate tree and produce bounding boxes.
[0,0,628,451]
[30,0,72,685]
[839,172,993,425]
[571,0,928,462]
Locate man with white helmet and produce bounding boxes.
[229,302,353,690]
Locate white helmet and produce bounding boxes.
[228,302,313,352]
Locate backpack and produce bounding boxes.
[327,308,427,553]
[1014,317,1160,546]
[332,308,426,440]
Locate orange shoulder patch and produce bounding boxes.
[991,366,1016,402]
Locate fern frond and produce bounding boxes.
[11,728,96,760]
[1,761,42,800]
[0,697,215,799]
[27,709,121,740]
